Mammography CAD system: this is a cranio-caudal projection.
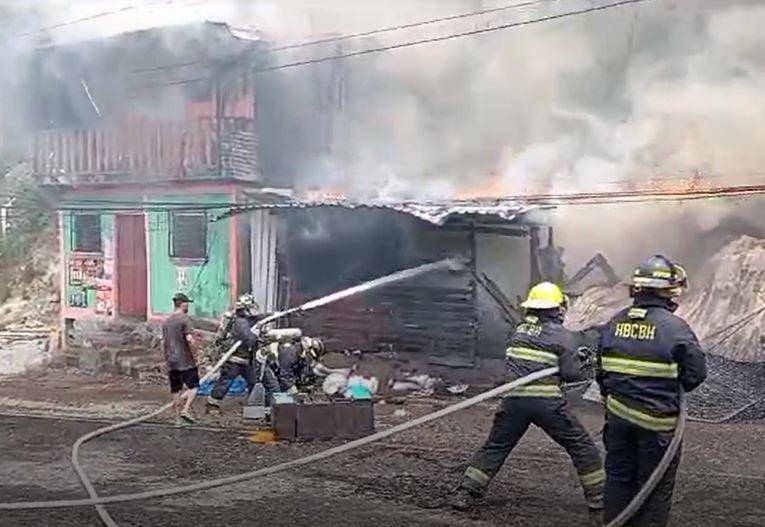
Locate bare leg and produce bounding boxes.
[182,388,198,414]
[172,393,182,416]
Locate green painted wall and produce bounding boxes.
[62,191,233,319]
[147,193,232,318]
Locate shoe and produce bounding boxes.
[180,410,198,425]
[206,396,222,415]
[446,487,480,511]
[585,491,604,511]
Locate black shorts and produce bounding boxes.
[168,368,200,393]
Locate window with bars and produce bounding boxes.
[169,212,207,261]
[71,213,102,253]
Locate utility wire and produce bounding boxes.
[259,0,652,73]
[129,0,653,92]
[10,0,204,40]
[270,0,560,51]
[130,0,559,75]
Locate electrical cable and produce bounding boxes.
[257,0,652,74]
[128,0,653,91]
[131,0,560,75]
[270,0,559,51]
[9,0,205,40]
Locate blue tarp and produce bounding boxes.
[197,376,249,397]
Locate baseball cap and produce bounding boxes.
[173,292,193,303]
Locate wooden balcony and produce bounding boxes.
[34,116,258,185]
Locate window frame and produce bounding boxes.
[168,211,208,263]
[70,212,103,255]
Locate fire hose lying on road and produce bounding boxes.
[0,258,686,527]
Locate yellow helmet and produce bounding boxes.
[522,282,565,310]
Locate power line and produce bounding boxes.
[129,0,559,75]
[10,0,204,40]
[270,0,560,52]
[128,0,653,93]
[259,0,652,73]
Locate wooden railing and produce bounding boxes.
[34,116,257,183]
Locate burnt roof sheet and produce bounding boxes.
[221,196,548,227]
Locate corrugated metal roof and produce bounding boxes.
[221,197,549,227]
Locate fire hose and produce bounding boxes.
[1,363,685,527]
[604,394,686,527]
[63,258,464,526]
[0,255,686,525]
[70,341,244,527]
[0,367,558,512]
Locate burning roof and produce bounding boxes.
[222,195,551,229]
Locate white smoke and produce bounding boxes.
[5,0,765,274]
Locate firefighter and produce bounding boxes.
[254,334,325,395]
[206,294,277,413]
[597,255,707,526]
[277,336,326,393]
[448,282,605,513]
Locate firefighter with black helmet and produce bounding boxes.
[598,255,707,526]
[206,294,276,413]
[275,336,327,393]
[448,282,605,514]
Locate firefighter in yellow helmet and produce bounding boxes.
[449,282,604,513]
[598,255,706,526]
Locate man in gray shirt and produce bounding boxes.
[162,293,199,424]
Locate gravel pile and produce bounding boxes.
[688,354,765,422]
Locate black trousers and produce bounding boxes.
[603,415,681,527]
[210,361,280,403]
[462,397,604,500]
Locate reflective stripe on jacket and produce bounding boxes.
[505,312,585,398]
[598,295,707,430]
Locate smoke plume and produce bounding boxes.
[3,0,765,275]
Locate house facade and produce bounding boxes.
[28,23,280,328]
[29,21,553,368]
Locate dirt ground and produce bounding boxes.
[1,372,765,526]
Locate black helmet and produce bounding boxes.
[631,255,688,296]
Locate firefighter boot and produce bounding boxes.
[584,485,604,511]
[446,486,482,511]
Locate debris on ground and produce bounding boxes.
[345,374,379,399]
[445,384,469,395]
[389,373,441,396]
[0,335,50,376]
[322,370,352,395]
